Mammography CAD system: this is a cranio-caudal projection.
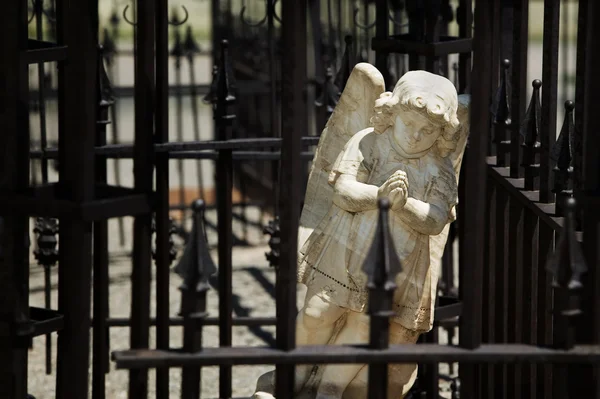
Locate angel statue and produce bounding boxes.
[253,63,470,399]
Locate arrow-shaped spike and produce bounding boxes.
[492,59,512,126]
[546,197,587,289]
[170,29,185,59]
[362,198,402,292]
[174,200,217,292]
[520,79,542,145]
[97,45,115,107]
[217,40,237,105]
[203,65,219,105]
[551,100,575,171]
[183,25,201,58]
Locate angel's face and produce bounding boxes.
[393,110,442,155]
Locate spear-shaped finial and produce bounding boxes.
[97,45,115,110]
[216,39,237,107]
[492,59,512,125]
[183,25,201,61]
[521,79,542,190]
[174,200,217,296]
[362,198,402,315]
[170,29,184,68]
[203,65,219,105]
[551,100,575,217]
[334,35,356,94]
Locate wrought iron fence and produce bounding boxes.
[1,0,599,399]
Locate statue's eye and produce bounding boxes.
[422,128,435,135]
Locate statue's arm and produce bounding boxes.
[397,198,449,236]
[332,174,379,213]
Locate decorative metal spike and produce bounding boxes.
[546,197,586,350]
[315,67,340,120]
[492,59,512,126]
[263,217,280,268]
[214,40,237,108]
[551,100,575,182]
[203,65,219,105]
[362,198,402,315]
[97,45,115,109]
[101,28,117,66]
[33,217,59,268]
[170,29,185,68]
[183,25,201,60]
[333,35,355,94]
[174,200,217,294]
[109,9,120,27]
[521,79,542,147]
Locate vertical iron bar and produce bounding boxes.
[128,0,155,397]
[573,0,588,207]
[275,0,306,397]
[92,48,112,399]
[458,2,492,399]
[483,181,497,398]
[580,2,600,396]
[215,41,234,399]
[539,0,560,203]
[0,0,30,396]
[55,0,97,397]
[374,0,388,83]
[155,0,170,397]
[537,224,554,399]
[458,0,472,93]
[267,0,280,218]
[510,0,528,179]
[174,31,186,221]
[494,189,509,399]
[507,200,524,399]
[522,211,539,399]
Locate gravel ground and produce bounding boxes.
[25,206,457,398]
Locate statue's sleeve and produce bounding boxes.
[328,129,371,186]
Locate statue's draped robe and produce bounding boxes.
[297,128,458,332]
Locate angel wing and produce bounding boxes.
[429,94,471,283]
[298,63,386,247]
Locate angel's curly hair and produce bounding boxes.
[370,71,461,158]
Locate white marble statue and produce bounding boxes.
[253,63,470,399]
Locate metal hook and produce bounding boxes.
[123,4,188,26]
[122,4,136,25]
[28,0,56,24]
[240,0,281,27]
[353,7,376,30]
[388,12,408,28]
[240,4,268,27]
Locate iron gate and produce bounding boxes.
[1,0,600,398]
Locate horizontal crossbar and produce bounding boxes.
[112,344,600,369]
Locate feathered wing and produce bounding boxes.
[298,63,385,247]
[429,94,471,287]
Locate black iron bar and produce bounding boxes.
[494,188,509,399]
[112,344,600,369]
[539,0,560,203]
[579,2,600,397]
[374,0,388,83]
[458,1,493,398]
[537,223,555,398]
[29,136,321,158]
[184,26,207,202]
[522,209,539,399]
[33,0,50,185]
[172,29,187,222]
[55,0,97,397]
[128,0,155,397]
[482,181,497,397]
[510,0,528,179]
[103,316,277,327]
[155,0,170,397]
[0,0,31,396]
[92,47,113,399]
[214,40,235,399]
[457,0,472,93]
[275,0,306,396]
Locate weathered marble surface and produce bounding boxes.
[254,63,470,399]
